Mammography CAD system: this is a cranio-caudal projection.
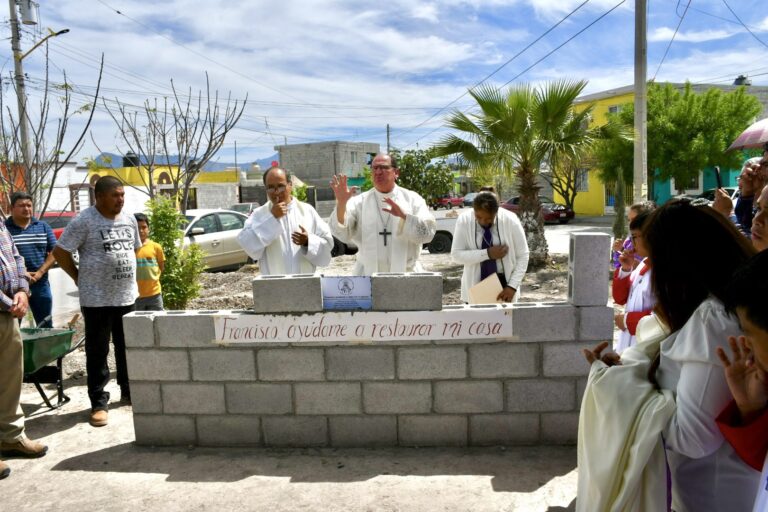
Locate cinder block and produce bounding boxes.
[543,342,590,377]
[327,347,395,380]
[155,313,215,347]
[295,383,361,414]
[397,347,467,380]
[399,415,467,447]
[190,349,256,381]
[579,306,614,341]
[262,416,327,447]
[197,415,261,446]
[541,412,580,444]
[123,313,156,348]
[133,415,195,446]
[226,383,293,414]
[506,379,576,412]
[126,349,189,381]
[130,382,162,414]
[371,272,443,311]
[569,233,611,306]
[257,348,325,381]
[363,382,432,414]
[434,381,503,413]
[469,414,540,445]
[512,304,577,342]
[252,274,323,313]
[469,344,539,378]
[162,383,226,414]
[329,416,397,447]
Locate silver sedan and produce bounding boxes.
[182,209,250,271]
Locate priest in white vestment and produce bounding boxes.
[237,166,333,275]
[451,192,529,302]
[330,153,436,275]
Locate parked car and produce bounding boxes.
[40,211,77,239]
[463,192,479,207]
[229,202,260,215]
[182,209,250,271]
[431,193,464,210]
[500,196,575,224]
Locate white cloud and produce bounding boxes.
[411,3,439,23]
[649,27,736,43]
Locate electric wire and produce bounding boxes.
[653,0,692,81]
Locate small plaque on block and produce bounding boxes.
[321,276,372,310]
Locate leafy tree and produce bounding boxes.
[390,148,453,205]
[146,196,206,309]
[360,166,373,192]
[433,80,593,267]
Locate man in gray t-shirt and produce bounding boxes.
[53,176,142,428]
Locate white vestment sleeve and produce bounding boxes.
[503,214,529,291]
[396,193,436,244]
[451,214,488,264]
[302,208,333,269]
[237,207,282,260]
[330,195,363,246]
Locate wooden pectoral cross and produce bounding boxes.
[379,227,392,246]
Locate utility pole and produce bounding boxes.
[633,0,648,203]
[8,0,33,189]
[386,124,390,153]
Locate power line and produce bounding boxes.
[721,0,768,50]
[653,0,691,81]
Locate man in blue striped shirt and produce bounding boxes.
[5,192,57,328]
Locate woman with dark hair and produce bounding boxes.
[578,200,759,511]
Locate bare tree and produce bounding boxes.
[104,73,247,211]
[0,50,103,215]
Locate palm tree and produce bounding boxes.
[433,79,594,267]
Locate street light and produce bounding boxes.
[18,28,70,61]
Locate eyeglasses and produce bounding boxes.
[372,165,393,173]
[631,233,642,242]
[266,184,287,193]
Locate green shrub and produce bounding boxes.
[145,197,206,310]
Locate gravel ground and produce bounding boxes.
[61,252,571,381]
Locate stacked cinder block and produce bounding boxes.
[123,231,612,448]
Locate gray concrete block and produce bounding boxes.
[295,383,361,414]
[262,416,328,447]
[579,305,614,341]
[197,415,261,446]
[363,382,432,414]
[326,347,395,380]
[130,382,162,414]
[399,415,467,447]
[257,348,325,381]
[329,416,397,447]
[569,233,611,306]
[123,313,156,348]
[252,274,323,313]
[397,346,467,380]
[162,383,226,414]
[371,272,443,311]
[511,304,577,342]
[126,349,189,381]
[133,414,196,446]
[155,313,215,347]
[226,383,293,414]
[469,343,539,378]
[543,342,591,377]
[434,381,503,413]
[541,412,580,444]
[506,379,576,412]
[469,414,540,445]
[190,349,256,381]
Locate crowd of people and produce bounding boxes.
[580,148,768,511]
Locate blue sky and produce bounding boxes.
[4,0,768,166]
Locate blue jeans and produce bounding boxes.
[28,281,52,328]
[135,293,163,311]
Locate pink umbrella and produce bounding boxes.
[728,117,768,151]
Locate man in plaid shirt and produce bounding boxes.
[0,222,47,480]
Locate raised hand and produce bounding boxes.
[271,201,288,219]
[582,341,622,366]
[381,197,406,219]
[717,336,768,423]
[330,175,353,205]
[618,249,635,271]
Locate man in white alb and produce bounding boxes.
[237,166,333,275]
[330,153,436,275]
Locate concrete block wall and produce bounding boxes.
[123,231,610,448]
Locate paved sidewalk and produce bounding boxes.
[4,379,578,512]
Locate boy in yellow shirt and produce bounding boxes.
[134,213,165,311]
